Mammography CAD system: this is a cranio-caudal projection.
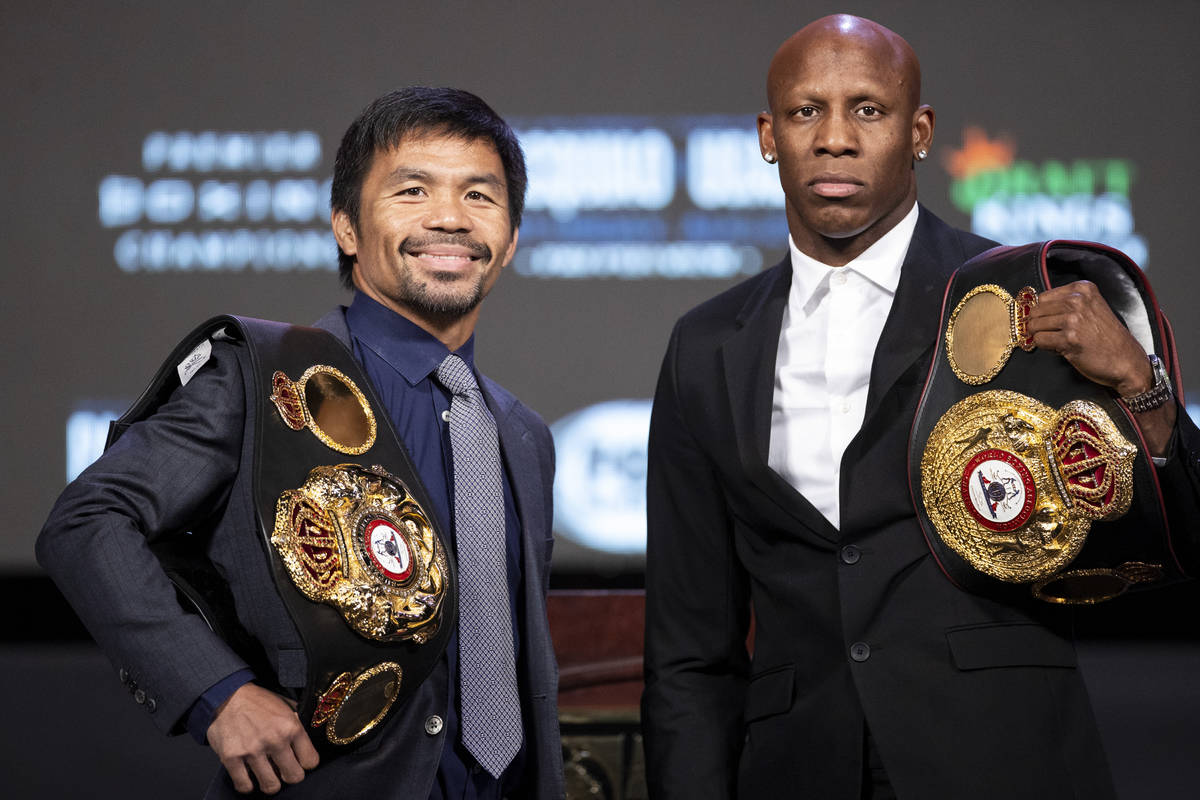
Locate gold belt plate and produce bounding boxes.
[946,284,1039,385]
[271,463,449,642]
[920,390,1135,583]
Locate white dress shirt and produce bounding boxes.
[768,203,920,529]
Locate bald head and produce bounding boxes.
[756,14,934,265]
[767,15,921,114]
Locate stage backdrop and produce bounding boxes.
[4,0,1200,580]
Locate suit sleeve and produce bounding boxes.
[642,322,750,800]
[525,409,556,597]
[1153,398,1200,572]
[35,341,251,734]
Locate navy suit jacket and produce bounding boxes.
[37,307,563,799]
[641,208,1200,800]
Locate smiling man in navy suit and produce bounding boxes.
[39,87,564,799]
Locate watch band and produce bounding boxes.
[1121,353,1173,413]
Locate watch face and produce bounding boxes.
[363,518,414,582]
[1151,354,1173,392]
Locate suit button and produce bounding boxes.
[424,715,444,736]
[118,668,130,685]
[146,698,157,713]
[133,688,147,704]
[441,410,451,422]
[840,545,861,565]
[850,642,871,662]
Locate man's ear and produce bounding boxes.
[499,227,519,269]
[912,103,935,156]
[757,111,777,161]
[331,209,358,258]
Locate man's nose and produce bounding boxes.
[814,111,858,156]
[423,193,472,232]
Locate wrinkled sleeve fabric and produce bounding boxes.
[36,341,252,735]
[532,417,556,597]
[642,321,750,800]
[1153,398,1200,573]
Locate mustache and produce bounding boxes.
[400,234,491,261]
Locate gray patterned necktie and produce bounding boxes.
[435,353,523,777]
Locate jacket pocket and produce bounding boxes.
[946,622,1077,670]
[744,664,795,723]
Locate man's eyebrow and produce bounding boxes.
[382,167,504,191]
[383,167,432,184]
[464,173,505,190]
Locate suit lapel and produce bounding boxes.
[480,378,543,548]
[721,259,839,542]
[859,208,964,433]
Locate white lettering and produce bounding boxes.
[971,193,1148,266]
[98,175,145,227]
[522,128,675,220]
[686,128,783,209]
[144,179,194,224]
[516,242,761,279]
[110,228,337,272]
[140,130,324,172]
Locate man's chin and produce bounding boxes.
[808,211,874,241]
[404,285,484,319]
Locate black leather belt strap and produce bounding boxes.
[110,315,455,751]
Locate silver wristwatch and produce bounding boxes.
[1121,353,1173,413]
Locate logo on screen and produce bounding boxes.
[943,127,1147,266]
[551,399,651,554]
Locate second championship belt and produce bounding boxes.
[909,241,1189,603]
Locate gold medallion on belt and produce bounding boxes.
[271,462,449,642]
[921,390,1136,584]
[270,461,451,744]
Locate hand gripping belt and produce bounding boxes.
[107,315,456,751]
[908,241,1190,604]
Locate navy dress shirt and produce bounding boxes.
[188,292,526,800]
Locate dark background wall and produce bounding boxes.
[4,1,1199,797]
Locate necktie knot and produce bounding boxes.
[436,353,479,397]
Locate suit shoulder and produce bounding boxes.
[673,261,787,337]
[479,375,551,438]
[954,226,998,260]
[920,207,997,262]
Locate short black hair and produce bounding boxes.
[331,87,527,288]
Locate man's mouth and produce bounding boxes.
[402,236,491,268]
[809,173,864,198]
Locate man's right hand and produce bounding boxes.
[206,683,320,795]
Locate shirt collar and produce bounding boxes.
[344,291,476,386]
[786,201,920,307]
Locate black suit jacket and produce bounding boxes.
[641,208,1200,799]
[37,307,564,799]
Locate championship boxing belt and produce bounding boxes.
[909,241,1189,603]
[108,315,455,750]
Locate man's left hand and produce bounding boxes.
[1025,280,1175,456]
